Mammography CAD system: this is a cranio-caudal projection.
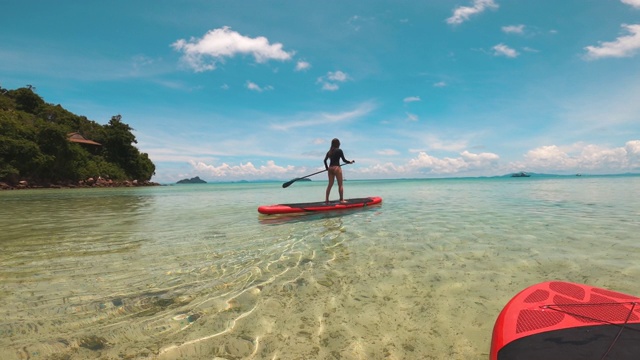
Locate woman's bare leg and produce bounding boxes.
[335,167,345,202]
[325,170,335,202]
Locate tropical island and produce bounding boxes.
[0,86,158,190]
[177,176,207,184]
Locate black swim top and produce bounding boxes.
[325,148,348,167]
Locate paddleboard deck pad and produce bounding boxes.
[258,196,382,215]
[490,281,640,360]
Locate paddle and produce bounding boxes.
[282,162,351,188]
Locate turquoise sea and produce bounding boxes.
[1,175,640,359]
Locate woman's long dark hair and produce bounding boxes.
[327,138,340,157]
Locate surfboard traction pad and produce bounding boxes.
[491,281,640,360]
[277,197,377,208]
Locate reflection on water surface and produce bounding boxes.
[1,177,639,359]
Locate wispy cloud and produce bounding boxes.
[347,15,374,31]
[0,48,169,81]
[584,24,640,59]
[403,96,421,103]
[139,129,272,161]
[493,43,519,58]
[407,134,469,153]
[246,81,273,92]
[270,102,374,131]
[172,26,293,72]
[377,149,400,156]
[502,24,525,34]
[317,70,350,91]
[430,140,469,152]
[621,0,640,9]
[446,0,499,25]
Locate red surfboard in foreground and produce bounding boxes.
[258,196,382,215]
[490,281,640,360]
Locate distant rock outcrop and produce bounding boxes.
[177,176,207,184]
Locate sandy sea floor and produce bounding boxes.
[1,176,639,359]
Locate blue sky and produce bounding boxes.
[2,0,640,182]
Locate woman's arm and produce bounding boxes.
[340,150,353,164]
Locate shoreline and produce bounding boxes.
[0,178,161,191]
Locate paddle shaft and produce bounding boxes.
[282,162,351,188]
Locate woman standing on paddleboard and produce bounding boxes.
[324,138,354,203]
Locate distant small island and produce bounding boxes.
[177,176,207,184]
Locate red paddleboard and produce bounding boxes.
[490,281,640,360]
[258,196,382,215]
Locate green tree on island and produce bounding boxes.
[0,86,155,186]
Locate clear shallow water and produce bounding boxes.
[1,176,639,359]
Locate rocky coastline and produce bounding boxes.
[0,177,161,190]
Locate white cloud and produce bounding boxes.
[322,83,340,91]
[246,81,272,92]
[446,0,499,25]
[493,43,519,58]
[622,0,640,9]
[626,140,640,156]
[460,150,500,165]
[317,70,350,91]
[626,140,640,169]
[172,26,293,72]
[408,153,465,174]
[327,71,348,82]
[584,24,640,59]
[153,138,640,182]
[433,81,447,87]
[321,82,340,91]
[404,96,421,103]
[247,81,261,91]
[406,112,419,121]
[406,150,499,174]
[502,25,525,34]
[378,141,639,177]
[521,141,640,172]
[189,160,294,179]
[295,60,311,71]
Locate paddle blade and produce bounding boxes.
[282,179,298,188]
